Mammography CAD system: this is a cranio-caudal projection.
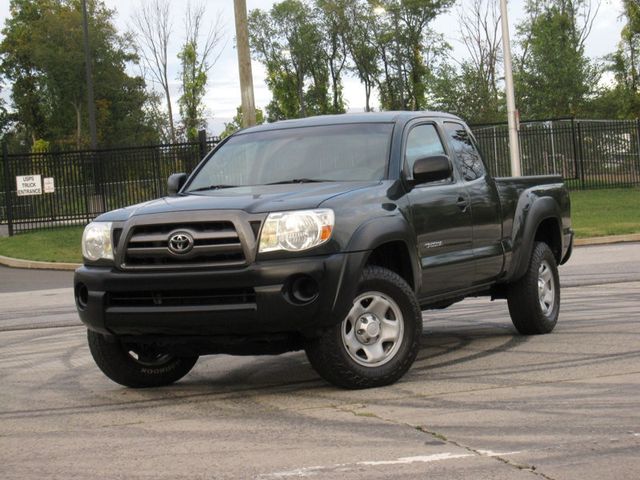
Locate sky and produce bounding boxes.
[0,0,627,135]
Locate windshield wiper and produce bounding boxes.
[188,184,238,193]
[265,178,335,185]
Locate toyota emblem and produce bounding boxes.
[168,231,194,255]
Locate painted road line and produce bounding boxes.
[259,450,522,478]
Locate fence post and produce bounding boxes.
[635,119,640,183]
[198,129,208,160]
[80,151,92,223]
[576,121,586,189]
[570,118,580,184]
[153,147,163,197]
[2,143,14,236]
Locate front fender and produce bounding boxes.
[345,215,421,292]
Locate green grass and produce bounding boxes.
[0,188,638,262]
[571,188,640,238]
[0,227,83,263]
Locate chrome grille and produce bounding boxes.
[123,221,247,269]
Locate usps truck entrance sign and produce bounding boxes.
[16,175,42,196]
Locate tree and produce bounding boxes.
[0,0,158,149]
[315,0,348,113]
[177,2,224,141]
[249,0,342,121]
[334,1,380,111]
[0,83,11,141]
[373,0,453,111]
[132,0,176,142]
[584,0,640,118]
[220,105,265,138]
[515,0,600,118]
[0,0,52,145]
[458,0,503,121]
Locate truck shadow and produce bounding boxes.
[178,321,529,393]
[413,326,528,371]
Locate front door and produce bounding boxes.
[404,122,475,298]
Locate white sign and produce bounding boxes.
[16,175,42,196]
[43,177,55,193]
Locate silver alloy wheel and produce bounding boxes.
[341,291,404,367]
[538,260,555,316]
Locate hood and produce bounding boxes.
[96,182,379,222]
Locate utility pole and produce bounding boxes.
[233,0,257,128]
[82,0,98,149]
[499,0,521,176]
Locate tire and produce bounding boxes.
[507,242,560,335]
[87,330,198,388]
[305,266,422,389]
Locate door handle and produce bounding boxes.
[456,197,469,212]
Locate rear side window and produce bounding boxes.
[444,122,486,181]
[404,124,446,176]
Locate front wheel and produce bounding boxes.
[507,242,560,335]
[87,330,198,388]
[305,266,422,389]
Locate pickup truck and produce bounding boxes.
[74,111,573,389]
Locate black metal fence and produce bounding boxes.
[1,131,217,235]
[472,118,640,189]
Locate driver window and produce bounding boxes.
[405,124,446,177]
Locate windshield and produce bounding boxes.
[185,123,393,191]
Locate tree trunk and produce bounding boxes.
[297,68,306,117]
[73,102,82,149]
[165,87,176,143]
[630,36,638,92]
[365,82,371,112]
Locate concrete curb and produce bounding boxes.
[574,233,640,246]
[0,233,638,271]
[0,255,80,271]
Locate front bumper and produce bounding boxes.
[74,252,368,337]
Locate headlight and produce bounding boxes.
[259,209,334,253]
[82,222,113,261]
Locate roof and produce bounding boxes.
[238,111,463,135]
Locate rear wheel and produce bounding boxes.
[507,242,560,335]
[87,330,198,388]
[305,266,422,389]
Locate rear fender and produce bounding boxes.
[506,195,562,282]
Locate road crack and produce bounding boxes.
[334,404,558,480]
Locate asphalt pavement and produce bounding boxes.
[0,265,74,293]
[0,243,639,479]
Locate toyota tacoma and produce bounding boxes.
[74,112,573,389]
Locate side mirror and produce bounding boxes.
[167,173,188,195]
[412,155,452,185]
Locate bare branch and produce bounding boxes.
[131,0,175,141]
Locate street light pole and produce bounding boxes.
[499,0,521,177]
[81,0,98,149]
[233,0,257,128]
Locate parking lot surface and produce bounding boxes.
[0,243,639,479]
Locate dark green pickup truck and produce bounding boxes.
[75,111,572,389]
